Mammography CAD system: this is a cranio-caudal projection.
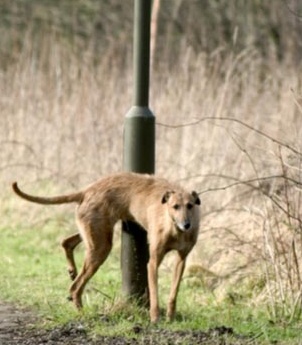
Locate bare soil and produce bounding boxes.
[0,302,256,345]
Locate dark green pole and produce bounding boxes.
[121,0,155,302]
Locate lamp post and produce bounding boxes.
[121,0,155,302]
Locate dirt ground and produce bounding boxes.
[0,301,257,345]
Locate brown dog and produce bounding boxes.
[12,172,200,322]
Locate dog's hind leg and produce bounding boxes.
[68,222,113,309]
[61,233,82,281]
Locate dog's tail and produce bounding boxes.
[12,182,83,205]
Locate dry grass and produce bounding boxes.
[1,28,302,321]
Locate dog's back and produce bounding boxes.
[76,172,178,227]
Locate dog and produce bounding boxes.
[12,172,201,322]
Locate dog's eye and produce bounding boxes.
[173,204,180,210]
[187,203,193,210]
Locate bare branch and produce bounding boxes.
[156,117,302,156]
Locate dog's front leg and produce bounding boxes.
[167,251,186,321]
[147,255,159,323]
[147,248,164,323]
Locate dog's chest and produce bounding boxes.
[165,230,196,252]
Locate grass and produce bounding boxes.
[1,198,302,344]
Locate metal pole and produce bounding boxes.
[121,0,155,302]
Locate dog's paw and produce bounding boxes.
[68,269,77,281]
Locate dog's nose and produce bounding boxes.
[184,222,191,230]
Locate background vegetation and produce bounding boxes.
[1,0,302,343]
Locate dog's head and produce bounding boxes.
[161,190,200,232]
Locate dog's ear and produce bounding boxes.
[162,191,174,204]
[191,191,201,205]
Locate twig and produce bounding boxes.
[156,116,302,157]
[195,173,302,196]
[196,173,302,225]
[283,0,302,19]
[0,140,39,160]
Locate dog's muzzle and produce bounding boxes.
[175,220,191,232]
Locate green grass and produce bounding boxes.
[1,206,302,344]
